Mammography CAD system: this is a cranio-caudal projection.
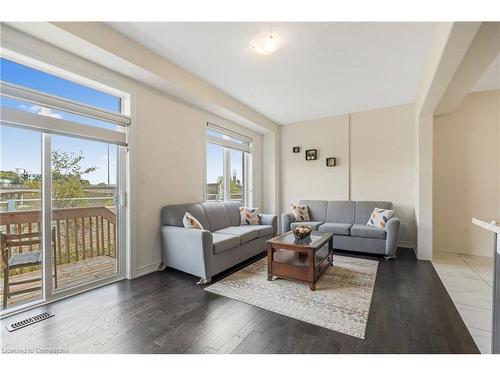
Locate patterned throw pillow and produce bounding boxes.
[291,204,310,221]
[240,207,260,225]
[183,212,204,230]
[367,208,395,228]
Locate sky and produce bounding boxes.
[0,57,243,186]
[0,58,118,185]
[206,143,244,184]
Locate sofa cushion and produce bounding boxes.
[212,232,241,254]
[183,212,204,230]
[350,224,386,239]
[367,208,395,228]
[291,204,310,221]
[243,224,274,238]
[318,222,352,235]
[239,207,261,225]
[290,221,324,230]
[215,226,259,244]
[298,200,327,221]
[161,203,210,229]
[201,202,232,232]
[355,201,393,225]
[325,201,355,224]
[222,201,241,226]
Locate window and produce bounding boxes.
[229,149,244,201]
[205,123,251,205]
[0,57,129,145]
[206,143,224,202]
[1,58,121,113]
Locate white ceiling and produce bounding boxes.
[471,53,500,93]
[107,22,433,124]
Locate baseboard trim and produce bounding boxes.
[398,241,416,250]
[134,262,162,278]
[399,241,419,259]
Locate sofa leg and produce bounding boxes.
[196,277,211,285]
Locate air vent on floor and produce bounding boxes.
[6,312,54,332]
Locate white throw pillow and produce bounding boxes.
[291,204,310,221]
[183,212,204,230]
[240,207,260,225]
[367,208,395,229]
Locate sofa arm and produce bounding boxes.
[160,226,213,278]
[385,217,401,259]
[259,214,278,236]
[281,213,296,234]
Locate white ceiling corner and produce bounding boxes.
[471,53,500,93]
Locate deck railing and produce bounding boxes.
[0,206,116,274]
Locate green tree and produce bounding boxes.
[26,151,97,208]
[0,171,21,184]
[215,176,224,200]
[215,172,242,198]
[230,171,241,196]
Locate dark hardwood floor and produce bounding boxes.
[0,248,479,354]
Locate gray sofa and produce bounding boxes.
[282,200,400,259]
[160,201,277,284]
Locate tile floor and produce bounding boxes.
[432,251,494,353]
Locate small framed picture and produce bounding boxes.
[326,157,336,167]
[293,146,300,153]
[305,149,317,161]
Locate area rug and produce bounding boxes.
[205,255,378,339]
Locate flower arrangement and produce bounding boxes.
[292,224,313,240]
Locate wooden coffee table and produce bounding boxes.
[266,231,334,291]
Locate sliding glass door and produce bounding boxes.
[0,126,44,310]
[0,53,129,314]
[51,135,119,292]
[0,125,125,312]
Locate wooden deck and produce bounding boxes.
[1,255,117,309]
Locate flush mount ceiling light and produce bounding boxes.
[251,34,282,55]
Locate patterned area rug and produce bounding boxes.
[205,255,378,339]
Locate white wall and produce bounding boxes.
[414,22,482,260]
[262,131,280,215]
[350,104,416,244]
[434,90,500,257]
[131,87,264,275]
[1,25,266,277]
[280,104,416,246]
[416,114,434,259]
[280,115,350,206]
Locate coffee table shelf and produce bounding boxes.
[266,231,334,291]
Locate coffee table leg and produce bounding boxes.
[310,282,316,291]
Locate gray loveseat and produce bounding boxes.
[160,201,277,284]
[282,200,400,259]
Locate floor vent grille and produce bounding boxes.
[6,312,54,332]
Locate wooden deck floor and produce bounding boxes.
[1,256,117,309]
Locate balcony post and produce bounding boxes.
[7,199,15,212]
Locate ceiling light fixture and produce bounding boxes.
[251,34,282,55]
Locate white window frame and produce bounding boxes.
[0,81,129,146]
[206,122,251,152]
[204,123,252,206]
[1,47,131,115]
